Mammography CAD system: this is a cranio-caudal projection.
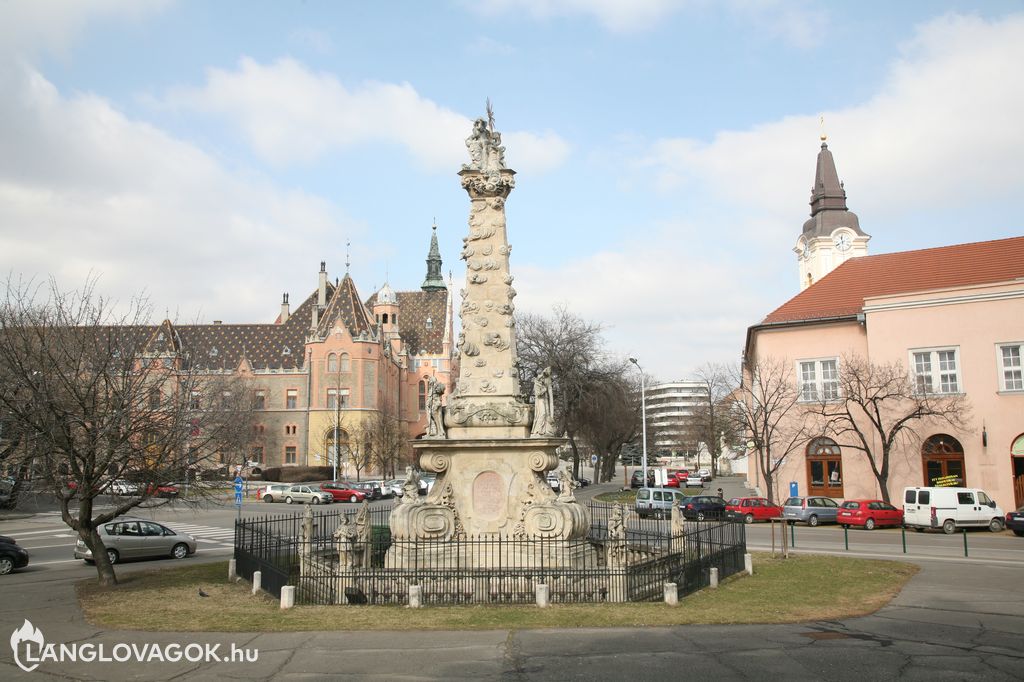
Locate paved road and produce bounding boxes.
[2,477,1022,680]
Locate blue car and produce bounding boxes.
[679,495,727,521]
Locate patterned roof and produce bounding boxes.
[315,275,374,339]
[763,237,1024,324]
[366,289,448,355]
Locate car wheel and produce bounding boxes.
[285,496,294,504]
[988,518,1004,533]
[106,549,119,565]
[841,524,849,529]
[312,496,320,505]
[263,494,273,503]
[171,543,189,559]
[1013,529,1024,537]
[696,511,706,521]
[808,514,819,527]
[913,527,924,533]
[865,518,876,531]
[350,495,358,503]
[0,557,13,575]
[942,519,956,535]
[744,514,754,524]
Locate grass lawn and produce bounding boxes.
[77,554,918,632]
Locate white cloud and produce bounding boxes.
[0,62,360,324]
[0,0,172,57]
[464,0,682,33]
[158,57,570,174]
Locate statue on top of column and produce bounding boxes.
[463,99,507,173]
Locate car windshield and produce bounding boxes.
[842,501,860,509]
[784,497,802,506]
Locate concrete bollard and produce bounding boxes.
[535,583,550,608]
[409,584,423,609]
[664,582,678,606]
[710,567,719,589]
[280,585,295,609]
[252,570,262,595]
[745,553,753,576]
[228,558,237,581]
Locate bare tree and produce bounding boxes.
[516,305,632,478]
[577,373,641,483]
[813,355,971,503]
[360,405,408,480]
[689,363,739,477]
[730,356,814,504]
[0,277,251,585]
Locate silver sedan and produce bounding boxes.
[284,485,333,505]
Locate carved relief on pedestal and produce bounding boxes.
[472,471,506,521]
[445,398,530,428]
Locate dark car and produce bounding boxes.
[0,535,31,575]
[679,495,727,521]
[630,471,655,489]
[1007,505,1024,537]
[349,481,383,500]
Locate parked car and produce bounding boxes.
[726,497,783,524]
[698,469,712,482]
[574,476,591,487]
[663,475,681,488]
[546,473,561,491]
[73,519,197,565]
[679,495,727,521]
[838,499,904,530]
[0,535,30,575]
[257,484,292,503]
[418,474,436,495]
[630,470,655,488]
[283,485,333,505]
[364,480,392,498]
[1006,505,1024,537]
[384,479,405,497]
[320,482,366,503]
[107,480,140,496]
[635,487,687,519]
[146,483,179,498]
[783,496,841,526]
[903,486,1005,534]
[347,481,383,500]
[684,472,705,488]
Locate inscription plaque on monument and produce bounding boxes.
[472,471,505,520]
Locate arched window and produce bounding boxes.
[921,434,965,487]
[418,379,427,411]
[339,353,350,372]
[324,427,349,467]
[806,436,843,497]
[382,313,389,324]
[327,353,337,372]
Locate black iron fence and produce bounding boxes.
[234,501,746,606]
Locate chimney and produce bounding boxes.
[213,320,222,325]
[279,293,290,324]
[318,261,327,307]
[311,304,319,330]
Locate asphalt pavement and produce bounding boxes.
[1,475,1022,680]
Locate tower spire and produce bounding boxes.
[421,221,446,291]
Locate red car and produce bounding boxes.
[726,497,783,523]
[145,483,179,498]
[320,482,367,503]
[838,499,903,530]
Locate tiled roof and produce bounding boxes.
[763,237,1024,324]
[366,289,448,355]
[316,275,373,339]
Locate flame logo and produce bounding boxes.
[10,619,45,673]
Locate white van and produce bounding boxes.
[635,487,687,519]
[903,487,1005,534]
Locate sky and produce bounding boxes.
[1,0,1022,382]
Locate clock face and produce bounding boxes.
[833,233,852,252]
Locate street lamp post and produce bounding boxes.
[628,357,648,487]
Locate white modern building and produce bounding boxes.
[644,381,709,456]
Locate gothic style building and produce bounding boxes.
[794,136,871,290]
[141,227,454,475]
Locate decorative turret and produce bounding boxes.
[421,222,447,292]
[795,134,871,290]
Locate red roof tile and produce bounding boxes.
[763,237,1024,324]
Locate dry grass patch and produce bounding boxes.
[78,554,917,632]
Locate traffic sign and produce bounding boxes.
[234,491,243,506]
[591,454,598,465]
[233,476,244,494]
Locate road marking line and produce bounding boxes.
[0,528,72,537]
[31,559,83,566]
[20,543,74,550]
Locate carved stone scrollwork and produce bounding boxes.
[474,316,488,328]
[474,358,487,367]
[482,332,509,351]
[503,275,514,285]
[479,380,497,393]
[507,287,517,300]
[445,399,530,427]
[469,273,488,284]
[419,452,451,473]
[461,172,515,196]
[527,451,558,472]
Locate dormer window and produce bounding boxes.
[209,347,218,357]
[425,317,433,330]
[282,346,291,356]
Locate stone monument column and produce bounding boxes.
[388,114,589,559]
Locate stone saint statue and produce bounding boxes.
[426,375,446,439]
[608,503,626,541]
[465,118,488,170]
[334,513,355,569]
[400,466,422,504]
[530,367,556,437]
[557,467,576,502]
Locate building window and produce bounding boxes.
[425,316,432,330]
[383,313,389,324]
[797,358,839,402]
[285,446,297,465]
[327,388,350,409]
[250,446,264,464]
[148,388,161,409]
[189,391,201,410]
[922,434,965,486]
[253,391,265,410]
[253,424,265,436]
[806,437,843,497]
[286,389,298,409]
[393,313,398,324]
[340,353,350,372]
[285,424,297,435]
[912,348,960,394]
[998,343,1023,391]
[418,380,427,411]
[327,353,338,373]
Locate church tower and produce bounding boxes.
[421,221,446,292]
[795,136,870,290]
